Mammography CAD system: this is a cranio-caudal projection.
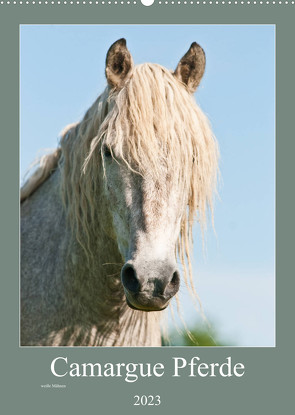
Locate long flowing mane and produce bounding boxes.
[21,62,218,319]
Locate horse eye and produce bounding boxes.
[103,146,112,158]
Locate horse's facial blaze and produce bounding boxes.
[102,149,185,311]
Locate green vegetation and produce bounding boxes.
[162,324,232,347]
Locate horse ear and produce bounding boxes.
[105,38,134,89]
[174,42,206,93]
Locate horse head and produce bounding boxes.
[94,39,214,312]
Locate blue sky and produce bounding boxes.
[20,25,275,346]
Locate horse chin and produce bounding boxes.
[125,297,169,312]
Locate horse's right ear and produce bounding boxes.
[105,39,134,89]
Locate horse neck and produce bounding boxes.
[65,207,124,316]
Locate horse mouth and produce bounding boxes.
[125,297,169,312]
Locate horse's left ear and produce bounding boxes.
[105,38,134,89]
[174,42,206,93]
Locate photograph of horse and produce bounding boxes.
[21,38,218,346]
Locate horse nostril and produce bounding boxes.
[121,265,140,293]
[170,270,180,288]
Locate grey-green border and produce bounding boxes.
[1,5,293,415]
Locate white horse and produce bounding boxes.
[21,39,218,346]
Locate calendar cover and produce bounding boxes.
[0,2,292,414]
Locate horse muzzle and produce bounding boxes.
[121,261,180,312]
